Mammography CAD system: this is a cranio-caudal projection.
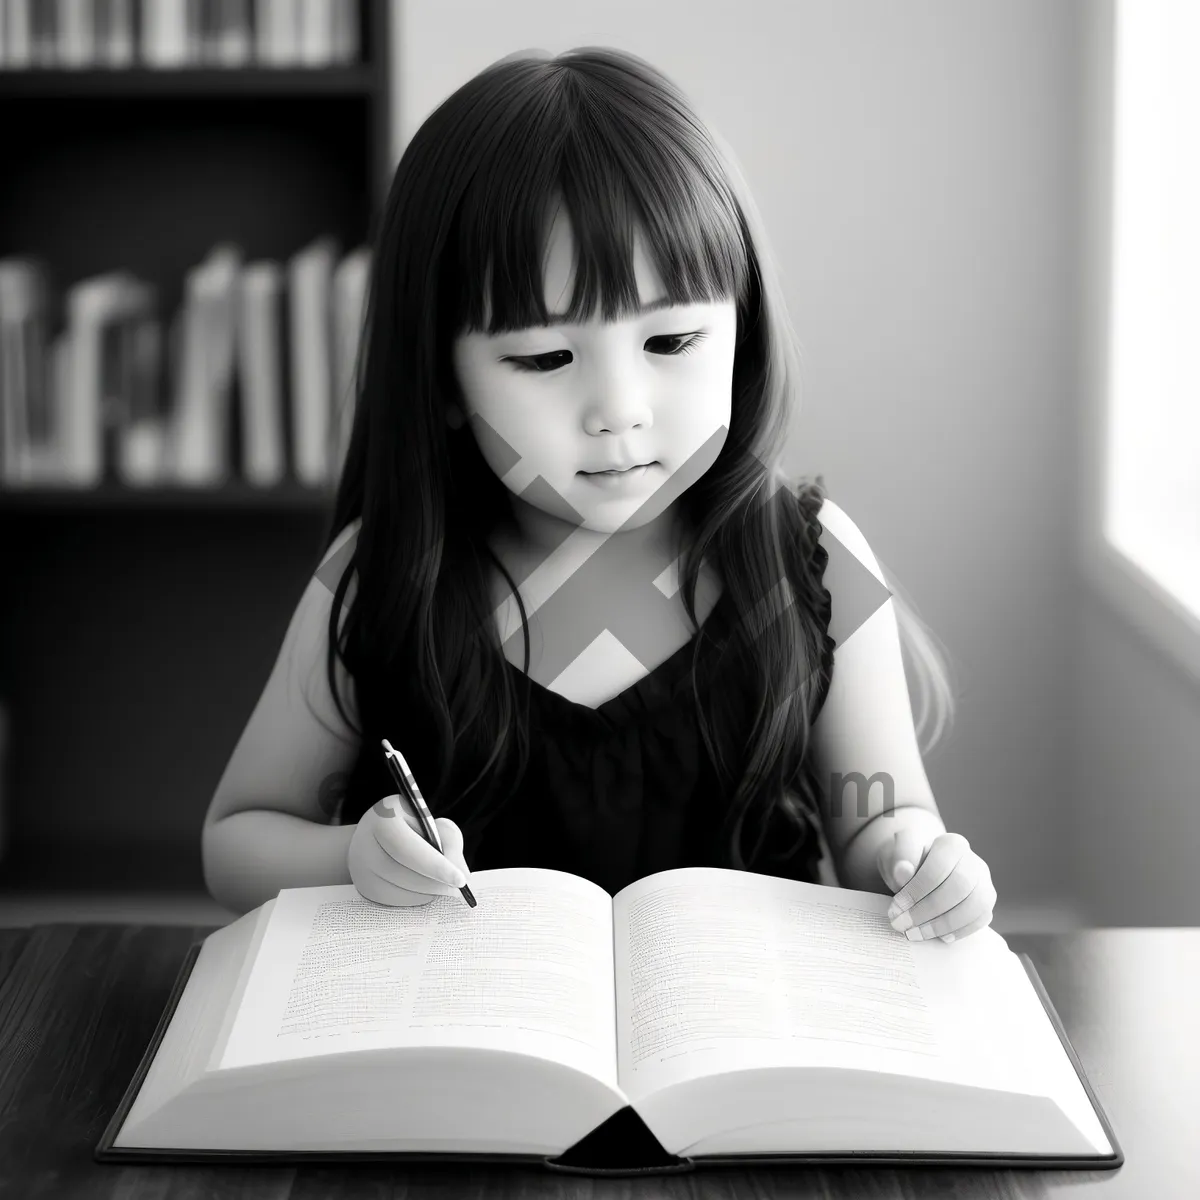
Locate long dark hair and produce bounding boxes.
[316,46,957,870]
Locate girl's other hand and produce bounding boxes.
[877,830,996,945]
[348,794,472,906]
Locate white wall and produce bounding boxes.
[1070,4,1200,927]
[389,0,1200,928]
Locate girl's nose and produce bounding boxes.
[582,361,654,435]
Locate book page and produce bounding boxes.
[612,867,1024,1102]
[218,870,617,1088]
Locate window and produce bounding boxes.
[1081,0,1200,689]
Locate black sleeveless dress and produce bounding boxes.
[342,489,837,897]
[461,542,836,897]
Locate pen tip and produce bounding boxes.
[381,738,394,755]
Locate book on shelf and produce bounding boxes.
[96,867,1122,1174]
[0,0,359,71]
[236,258,288,487]
[63,267,159,485]
[0,238,371,494]
[286,234,336,487]
[169,243,241,485]
[329,244,369,483]
[0,258,51,483]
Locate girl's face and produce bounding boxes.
[450,202,737,548]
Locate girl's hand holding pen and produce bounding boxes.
[347,796,472,907]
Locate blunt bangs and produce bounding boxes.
[448,59,752,337]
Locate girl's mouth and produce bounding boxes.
[578,463,658,486]
[579,461,658,476]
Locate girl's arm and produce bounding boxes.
[808,499,947,894]
[204,813,357,916]
[202,523,364,914]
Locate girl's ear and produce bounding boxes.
[445,402,466,431]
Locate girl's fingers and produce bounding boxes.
[902,871,998,942]
[892,851,987,933]
[348,798,472,914]
[434,817,471,879]
[353,871,444,907]
[374,804,466,886]
[349,832,458,906]
[435,817,465,858]
[878,827,931,892]
[932,909,996,944]
[889,833,970,921]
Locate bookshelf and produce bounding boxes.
[0,481,332,511]
[0,2,391,895]
[0,64,378,97]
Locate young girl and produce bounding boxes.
[203,47,997,946]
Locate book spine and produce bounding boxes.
[5,1,34,68]
[237,263,286,487]
[55,0,93,66]
[255,0,297,65]
[116,309,166,485]
[0,308,24,482]
[295,0,329,65]
[275,254,294,479]
[288,241,336,485]
[141,0,188,67]
[29,0,56,66]
[210,0,250,65]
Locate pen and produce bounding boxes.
[381,738,477,908]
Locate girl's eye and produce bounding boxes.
[505,330,709,374]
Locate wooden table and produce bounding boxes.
[0,923,1195,1198]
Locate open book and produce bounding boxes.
[96,868,1121,1173]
